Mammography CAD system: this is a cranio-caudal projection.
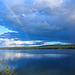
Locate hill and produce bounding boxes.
[0,45,75,49]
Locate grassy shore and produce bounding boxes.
[0,45,75,49]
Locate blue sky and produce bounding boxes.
[0,26,16,35]
[0,0,75,47]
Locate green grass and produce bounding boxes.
[0,45,75,49]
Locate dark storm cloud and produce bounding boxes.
[0,0,75,44]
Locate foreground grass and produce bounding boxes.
[0,45,75,49]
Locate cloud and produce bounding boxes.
[0,0,75,45]
[0,38,33,47]
[0,38,43,47]
[34,0,64,8]
[0,37,71,47]
[44,41,71,45]
[0,26,17,35]
[68,10,75,22]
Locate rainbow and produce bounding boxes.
[3,2,29,40]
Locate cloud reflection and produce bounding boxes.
[0,51,67,61]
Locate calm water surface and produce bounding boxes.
[0,49,75,75]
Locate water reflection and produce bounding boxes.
[0,49,75,75]
[0,51,68,61]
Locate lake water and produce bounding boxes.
[0,49,75,75]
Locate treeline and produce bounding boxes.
[0,45,75,49]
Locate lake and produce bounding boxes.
[0,49,75,75]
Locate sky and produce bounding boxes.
[0,0,75,47]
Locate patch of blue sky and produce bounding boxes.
[71,0,75,4]
[0,19,3,22]
[25,0,34,4]
[0,25,17,35]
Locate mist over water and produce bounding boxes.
[0,49,75,75]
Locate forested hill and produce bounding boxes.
[0,45,75,49]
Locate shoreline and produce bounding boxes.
[0,45,75,49]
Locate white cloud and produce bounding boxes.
[34,0,64,8]
[3,0,64,8]
[68,11,75,20]
[0,37,71,47]
[3,0,26,7]
[44,41,70,45]
[0,38,42,47]
[0,38,33,46]
[22,14,26,17]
